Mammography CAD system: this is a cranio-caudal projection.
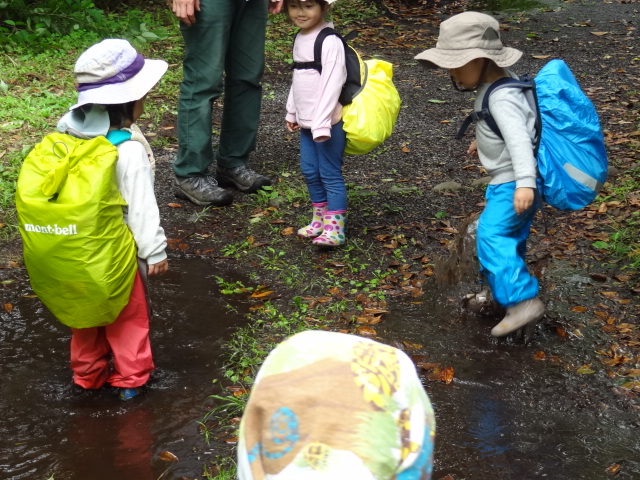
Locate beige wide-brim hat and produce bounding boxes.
[415,11,522,69]
[70,39,168,110]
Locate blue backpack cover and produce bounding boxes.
[457,59,608,211]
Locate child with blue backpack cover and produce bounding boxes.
[415,12,545,337]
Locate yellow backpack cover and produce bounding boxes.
[292,28,401,156]
[342,58,401,155]
[16,133,137,328]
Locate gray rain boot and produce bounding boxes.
[491,297,545,337]
[462,289,492,314]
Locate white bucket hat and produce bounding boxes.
[69,38,168,110]
[415,11,522,69]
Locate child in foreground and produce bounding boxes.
[237,330,436,479]
[285,0,348,246]
[56,39,169,399]
[415,12,545,337]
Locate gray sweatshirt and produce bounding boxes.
[474,75,538,189]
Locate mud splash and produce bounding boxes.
[377,264,639,479]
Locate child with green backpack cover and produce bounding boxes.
[17,39,169,400]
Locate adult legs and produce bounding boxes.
[175,0,230,177]
[214,0,272,192]
[174,0,235,205]
[217,0,267,168]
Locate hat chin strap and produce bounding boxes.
[451,58,490,92]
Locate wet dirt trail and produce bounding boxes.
[380,267,640,479]
[1,256,638,479]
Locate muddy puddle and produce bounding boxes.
[0,257,246,480]
[1,255,638,479]
[378,273,640,479]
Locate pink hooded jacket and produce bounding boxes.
[286,22,347,140]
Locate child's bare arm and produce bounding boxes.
[514,187,534,214]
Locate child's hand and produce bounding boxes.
[286,121,299,132]
[467,140,478,156]
[514,187,534,214]
[148,259,169,276]
[314,136,329,142]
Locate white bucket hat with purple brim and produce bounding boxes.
[414,11,522,69]
[69,38,168,110]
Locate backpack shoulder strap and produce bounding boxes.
[105,129,133,146]
[291,27,339,73]
[455,75,538,141]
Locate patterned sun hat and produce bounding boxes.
[237,330,436,480]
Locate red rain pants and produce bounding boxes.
[70,271,154,389]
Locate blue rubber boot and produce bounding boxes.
[119,387,144,401]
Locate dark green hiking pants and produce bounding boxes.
[174,0,267,177]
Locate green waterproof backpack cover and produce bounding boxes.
[16,133,138,329]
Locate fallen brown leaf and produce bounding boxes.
[440,366,455,384]
[402,340,423,350]
[356,326,377,336]
[159,451,179,462]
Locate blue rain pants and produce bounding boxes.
[476,182,539,308]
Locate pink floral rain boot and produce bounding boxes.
[312,211,346,246]
[298,202,328,238]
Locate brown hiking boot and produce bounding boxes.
[175,175,233,207]
[217,165,271,193]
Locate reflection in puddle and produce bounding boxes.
[0,258,246,480]
[379,277,640,479]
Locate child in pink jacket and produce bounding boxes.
[285,0,347,246]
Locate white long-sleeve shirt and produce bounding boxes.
[115,139,167,265]
[286,22,346,140]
